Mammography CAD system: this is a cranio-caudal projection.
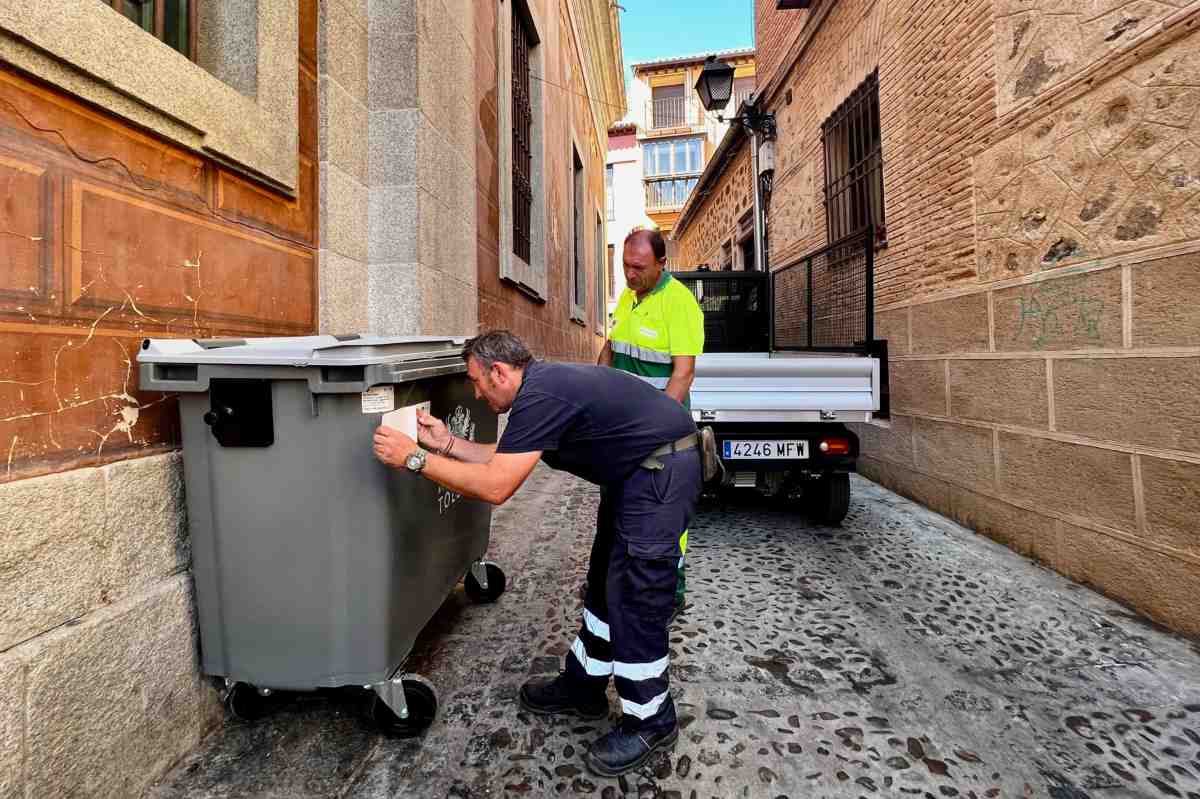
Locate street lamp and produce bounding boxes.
[693,56,734,112]
[693,55,775,272]
[693,55,776,137]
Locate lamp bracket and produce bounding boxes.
[718,109,776,138]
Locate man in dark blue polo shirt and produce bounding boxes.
[373,330,701,777]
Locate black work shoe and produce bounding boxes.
[584,723,679,777]
[519,674,608,720]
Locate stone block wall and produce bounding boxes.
[0,2,320,793]
[0,454,221,798]
[855,5,1200,637]
[680,0,1200,637]
[318,0,481,338]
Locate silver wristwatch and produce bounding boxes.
[404,449,427,473]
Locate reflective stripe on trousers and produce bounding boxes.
[563,450,701,732]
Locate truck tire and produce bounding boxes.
[808,473,850,526]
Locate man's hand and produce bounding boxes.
[374,425,419,469]
[416,409,451,453]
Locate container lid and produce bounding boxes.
[138,334,467,367]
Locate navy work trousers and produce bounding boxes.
[563,448,702,733]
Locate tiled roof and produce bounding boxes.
[630,47,755,71]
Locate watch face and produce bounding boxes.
[406,452,424,471]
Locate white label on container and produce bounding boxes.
[361,385,395,414]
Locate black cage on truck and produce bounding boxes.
[673,226,875,353]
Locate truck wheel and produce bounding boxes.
[807,473,850,526]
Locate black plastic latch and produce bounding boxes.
[205,380,274,447]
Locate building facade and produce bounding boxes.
[603,49,756,285]
[674,0,1200,637]
[0,2,622,796]
[629,49,756,241]
[604,120,646,315]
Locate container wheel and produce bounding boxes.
[807,472,850,526]
[464,563,507,603]
[368,680,438,738]
[224,682,277,722]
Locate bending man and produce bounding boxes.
[372,330,701,777]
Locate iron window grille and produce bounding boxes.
[650,84,688,129]
[571,148,585,320]
[105,0,197,59]
[595,212,605,333]
[511,5,534,263]
[821,70,885,247]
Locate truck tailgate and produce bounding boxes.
[689,353,880,423]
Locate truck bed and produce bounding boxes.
[688,352,881,424]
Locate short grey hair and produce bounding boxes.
[462,330,533,370]
[625,227,667,262]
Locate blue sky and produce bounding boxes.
[617,0,754,77]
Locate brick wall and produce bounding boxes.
[753,0,808,94]
[674,141,754,269]
[680,0,1200,637]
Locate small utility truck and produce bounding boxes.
[671,228,889,525]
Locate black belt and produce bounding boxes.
[640,432,699,471]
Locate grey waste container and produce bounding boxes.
[138,334,506,735]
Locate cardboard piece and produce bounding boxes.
[382,401,431,440]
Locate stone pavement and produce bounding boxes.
[150,466,1200,799]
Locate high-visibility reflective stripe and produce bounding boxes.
[635,376,670,389]
[613,655,670,681]
[620,689,670,720]
[570,637,613,676]
[584,609,610,642]
[611,340,672,364]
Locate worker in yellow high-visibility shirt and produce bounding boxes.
[599,227,704,619]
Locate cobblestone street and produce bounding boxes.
[151,466,1200,799]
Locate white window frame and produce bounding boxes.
[497,0,548,301]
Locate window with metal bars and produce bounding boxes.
[595,212,605,333]
[106,0,196,59]
[821,70,885,246]
[511,5,534,263]
[570,146,585,322]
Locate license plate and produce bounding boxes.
[722,440,809,459]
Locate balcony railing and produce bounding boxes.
[648,96,698,130]
[645,176,700,210]
[732,88,755,111]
